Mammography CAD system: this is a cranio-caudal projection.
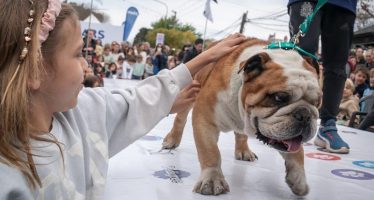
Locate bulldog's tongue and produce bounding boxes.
[282,136,302,152]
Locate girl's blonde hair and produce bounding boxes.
[0,0,78,188]
[345,78,355,94]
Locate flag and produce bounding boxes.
[123,7,139,41]
[203,0,217,22]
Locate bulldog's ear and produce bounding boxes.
[302,56,320,77]
[238,52,270,80]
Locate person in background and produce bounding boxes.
[353,65,369,99]
[360,68,374,112]
[82,29,96,57]
[288,0,357,153]
[84,67,94,77]
[95,38,104,62]
[346,51,357,77]
[102,45,115,70]
[93,63,105,86]
[83,75,101,88]
[365,49,374,69]
[178,44,191,64]
[153,44,168,74]
[167,56,177,69]
[144,56,154,79]
[356,47,366,65]
[132,55,145,80]
[111,41,125,62]
[105,62,117,79]
[182,38,203,63]
[337,79,359,126]
[122,56,136,79]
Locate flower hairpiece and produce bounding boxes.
[1,0,62,105]
[39,0,62,44]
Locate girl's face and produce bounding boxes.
[354,71,367,85]
[348,57,356,65]
[113,44,120,53]
[39,20,87,112]
[343,82,353,98]
[109,64,116,71]
[146,58,152,64]
[85,68,94,77]
[96,66,102,72]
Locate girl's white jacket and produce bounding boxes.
[0,64,192,200]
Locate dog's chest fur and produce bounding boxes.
[212,45,265,133]
[214,71,244,133]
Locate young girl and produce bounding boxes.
[337,79,359,126]
[360,68,374,112]
[144,56,154,78]
[0,0,245,199]
[132,55,145,80]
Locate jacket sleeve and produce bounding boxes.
[0,163,34,200]
[77,64,192,157]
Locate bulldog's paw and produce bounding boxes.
[162,132,181,149]
[235,149,258,161]
[285,169,309,196]
[193,167,230,195]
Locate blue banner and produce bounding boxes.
[123,7,139,42]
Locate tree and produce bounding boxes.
[356,0,374,29]
[146,28,196,48]
[65,1,109,23]
[133,28,150,45]
[134,16,200,48]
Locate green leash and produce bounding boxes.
[266,0,328,62]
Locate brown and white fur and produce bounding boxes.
[162,39,321,196]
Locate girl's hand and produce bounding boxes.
[202,33,247,62]
[185,33,246,76]
[170,80,201,114]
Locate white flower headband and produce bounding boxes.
[1,0,62,105]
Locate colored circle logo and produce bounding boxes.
[353,161,374,169]
[153,166,191,183]
[331,169,374,180]
[306,152,341,160]
[141,135,163,141]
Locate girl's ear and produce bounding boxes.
[28,78,41,90]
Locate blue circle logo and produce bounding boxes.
[331,169,374,180]
[153,166,191,183]
[352,161,374,169]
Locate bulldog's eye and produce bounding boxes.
[272,92,290,104]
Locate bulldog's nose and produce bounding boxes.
[292,107,311,124]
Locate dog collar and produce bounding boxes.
[265,41,320,62]
[265,0,327,63]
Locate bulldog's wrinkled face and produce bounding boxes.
[240,49,321,153]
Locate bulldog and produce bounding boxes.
[162,38,321,196]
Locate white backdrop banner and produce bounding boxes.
[80,21,124,44]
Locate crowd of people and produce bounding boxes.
[338,47,374,129]
[82,29,204,87]
[82,29,374,131]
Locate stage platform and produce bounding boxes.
[103,79,374,200]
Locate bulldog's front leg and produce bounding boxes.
[192,112,229,195]
[234,132,258,161]
[279,146,309,196]
[162,105,192,149]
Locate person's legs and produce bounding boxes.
[314,4,356,154]
[288,1,321,54]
